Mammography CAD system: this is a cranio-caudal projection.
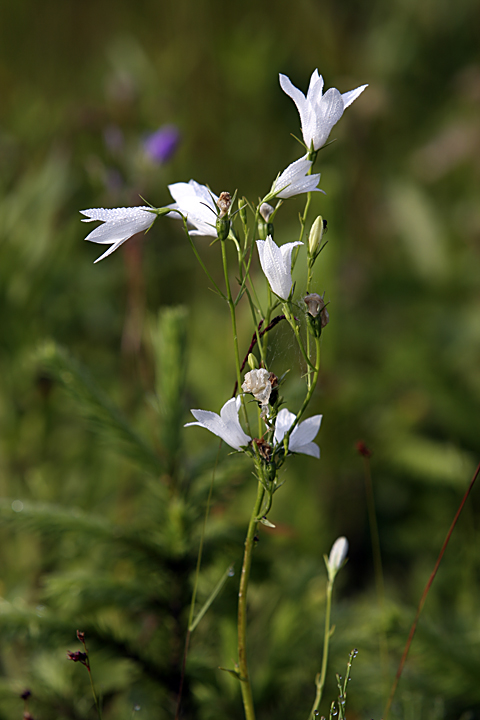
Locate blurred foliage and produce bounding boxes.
[1,0,480,718]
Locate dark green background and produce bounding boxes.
[1,0,480,718]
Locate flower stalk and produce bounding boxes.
[237,478,265,720]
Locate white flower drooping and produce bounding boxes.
[185,397,251,451]
[279,69,368,151]
[167,179,219,237]
[242,369,273,410]
[80,207,157,263]
[271,156,323,199]
[256,236,303,300]
[274,408,322,458]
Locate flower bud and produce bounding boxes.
[258,203,275,240]
[215,192,232,241]
[260,203,274,223]
[304,293,329,337]
[238,198,248,226]
[308,216,325,256]
[247,353,258,370]
[326,536,349,580]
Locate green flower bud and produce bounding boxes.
[308,216,325,256]
[247,353,258,370]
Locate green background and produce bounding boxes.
[1,0,480,718]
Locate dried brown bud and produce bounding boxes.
[76,630,85,643]
[217,192,232,218]
[356,441,373,458]
[254,438,273,463]
[268,372,278,389]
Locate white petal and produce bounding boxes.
[185,398,250,451]
[293,441,320,458]
[279,73,309,131]
[290,414,323,446]
[274,157,322,199]
[307,70,324,103]
[257,237,302,300]
[167,180,219,237]
[341,84,368,109]
[274,408,296,444]
[93,239,129,263]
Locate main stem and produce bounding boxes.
[238,479,265,720]
[308,577,333,719]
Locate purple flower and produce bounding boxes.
[143,125,180,164]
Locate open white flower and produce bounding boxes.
[81,206,156,263]
[279,69,367,151]
[274,408,322,458]
[167,179,219,237]
[272,156,323,199]
[185,397,251,451]
[256,236,303,300]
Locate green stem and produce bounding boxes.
[281,334,321,459]
[87,666,102,720]
[237,479,265,720]
[221,239,251,432]
[308,576,333,720]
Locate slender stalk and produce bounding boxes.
[362,454,389,676]
[308,575,334,719]
[237,479,265,720]
[383,460,480,719]
[221,238,251,433]
[87,664,102,720]
[283,335,321,456]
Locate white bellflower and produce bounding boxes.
[274,408,322,458]
[185,397,251,451]
[167,180,219,237]
[272,156,323,199]
[81,207,156,263]
[256,236,303,300]
[279,70,367,151]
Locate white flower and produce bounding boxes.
[279,69,368,151]
[274,408,322,458]
[185,397,251,451]
[272,156,323,199]
[167,179,219,237]
[256,236,303,300]
[328,537,349,573]
[81,206,156,263]
[242,369,272,406]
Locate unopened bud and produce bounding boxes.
[247,353,258,370]
[260,203,274,223]
[238,198,248,226]
[308,216,325,256]
[304,293,329,338]
[326,536,349,580]
[258,203,274,240]
[76,630,85,643]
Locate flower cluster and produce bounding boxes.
[81,67,367,511]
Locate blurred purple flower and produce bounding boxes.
[143,125,180,164]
